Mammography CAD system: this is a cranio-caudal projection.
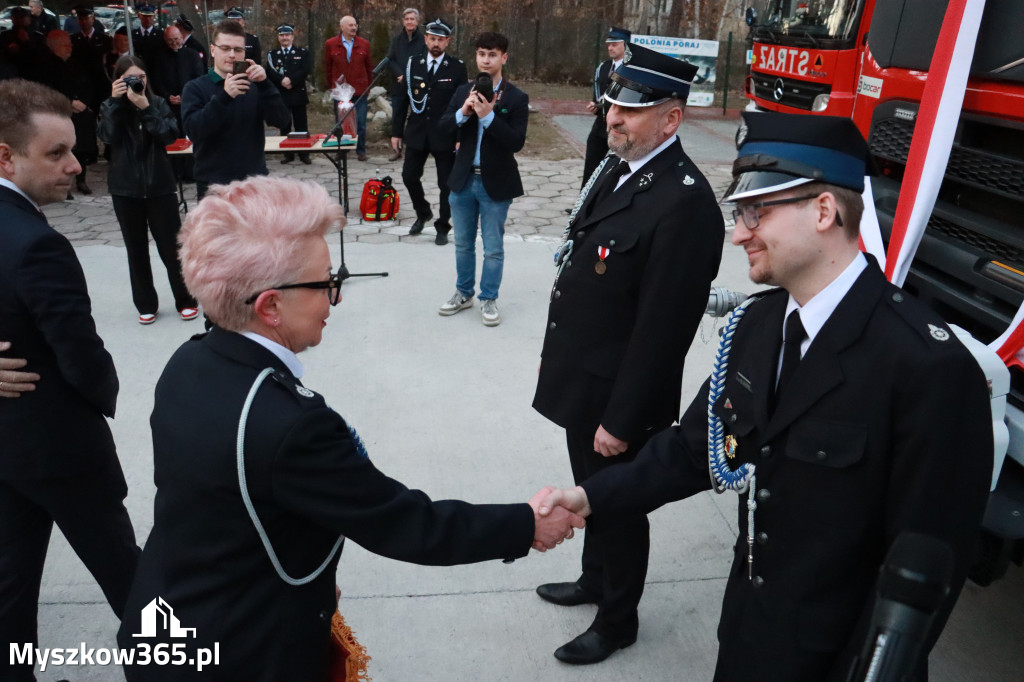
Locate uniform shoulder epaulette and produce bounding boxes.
[671,159,706,191]
[882,285,956,345]
[268,370,324,405]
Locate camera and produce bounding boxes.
[473,73,494,103]
[122,75,145,94]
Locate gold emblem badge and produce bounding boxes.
[725,435,738,459]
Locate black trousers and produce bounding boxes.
[0,463,140,681]
[581,114,609,190]
[111,194,196,315]
[280,103,311,159]
[401,145,455,230]
[566,426,652,638]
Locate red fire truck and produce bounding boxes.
[744,0,877,116]
[849,0,1024,583]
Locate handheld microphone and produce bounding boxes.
[850,533,953,682]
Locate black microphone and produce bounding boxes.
[372,58,389,77]
[850,533,954,682]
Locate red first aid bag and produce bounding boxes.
[360,176,400,221]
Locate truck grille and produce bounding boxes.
[928,215,1024,269]
[750,74,830,110]
[870,117,1024,200]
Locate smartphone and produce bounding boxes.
[232,61,249,77]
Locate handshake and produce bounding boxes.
[527,486,592,552]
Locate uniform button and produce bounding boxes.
[756,531,768,545]
[892,292,904,303]
[816,450,827,461]
[576,231,585,239]
[319,610,330,621]
[730,414,738,423]
[756,488,771,503]
[752,576,765,589]
[549,322,557,330]
[566,260,572,267]
[554,290,561,299]
[760,445,772,459]
[609,239,616,246]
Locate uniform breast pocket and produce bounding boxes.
[786,419,865,469]
[587,229,639,290]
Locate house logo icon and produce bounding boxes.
[132,597,197,638]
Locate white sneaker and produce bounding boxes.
[439,291,473,316]
[480,299,501,326]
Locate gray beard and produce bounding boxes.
[607,132,662,162]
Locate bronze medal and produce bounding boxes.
[595,261,607,275]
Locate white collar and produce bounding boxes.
[239,331,305,379]
[614,135,678,190]
[783,251,868,358]
[429,54,444,66]
[0,177,41,212]
[611,58,623,69]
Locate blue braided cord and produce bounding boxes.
[707,297,757,493]
[347,425,370,459]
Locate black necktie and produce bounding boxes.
[771,310,806,412]
[428,60,437,79]
[586,159,630,216]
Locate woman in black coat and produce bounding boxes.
[115,176,582,680]
[98,55,198,325]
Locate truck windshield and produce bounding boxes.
[751,0,865,45]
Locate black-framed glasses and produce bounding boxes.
[245,271,347,306]
[212,43,246,54]
[731,194,819,230]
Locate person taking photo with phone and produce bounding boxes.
[181,20,289,200]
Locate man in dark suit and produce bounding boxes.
[0,79,140,679]
[225,7,261,65]
[266,23,312,165]
[131,3,163,65]
[150,25,205,127]
[384,7,424,162]
[536,111,993,680]
[43,29,107,196]
[581,26,630,190]
[437,31,528,326]
[175,14,207,65]
[391,18,466,245]
[532,43,724,664]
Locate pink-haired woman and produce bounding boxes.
[115,176,580,681]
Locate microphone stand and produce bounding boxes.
[323,58,392,280]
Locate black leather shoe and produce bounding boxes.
[76,179,92,195]
[408,218,428,235]
[435,230,449,246]
[536,581,599,606]
[299,154,312,165]
[554,629,636,665]
[281,154,295,164]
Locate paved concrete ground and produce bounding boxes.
[25,113,1024,681]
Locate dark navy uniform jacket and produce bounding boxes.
[392,50,467,152]
[581,262,993,681]
[266,44,311,107]
[533,139,725,440]
[118,328,534,680]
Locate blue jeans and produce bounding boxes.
[333,96,368,155]
[450,175,511,301]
